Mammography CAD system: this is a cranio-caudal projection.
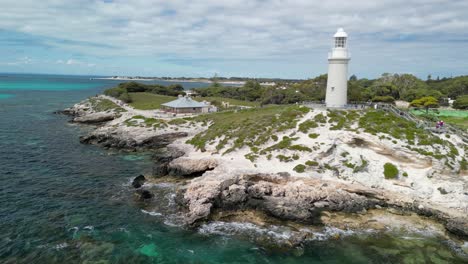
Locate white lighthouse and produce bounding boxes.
[325,28,351,108]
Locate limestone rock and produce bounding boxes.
[73,112,117,124]
[168,158,218,177]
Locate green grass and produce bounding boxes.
[411,109,468,130]
[383,163,399,179]
[89,97,126,112]
[186,105,309,153]
[194,97,260,107]
[128,92,176,110]
[127,93,260,110]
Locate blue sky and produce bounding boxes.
[1,0,468,79]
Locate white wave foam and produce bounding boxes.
[198,221,366,243]
[141,209,162,216]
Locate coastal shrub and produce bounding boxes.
[245,153,258,162]
[289,145,312,152]
[358,110,449,152]
[298,120,318,133]
[271,135,278,141]
[293,164,306,173]
[327,110,347,130]
[402,172,408,177]
[343,161,355,169]
[168,118,187,125]
[277,155,293,162]
[340,152,349,157]
[461,158,467,171]
[187,105,308,152]
[308,133,319,139]
[105,82,185,97]
[383,163,399,179]
[305,160,319,167]
[314,113,327,123]
[292,154,300,160]
[118,92,132,103]
[89,98,126,112]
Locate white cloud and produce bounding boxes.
[0,0,467,77]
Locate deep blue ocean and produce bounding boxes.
[0,73,466,263]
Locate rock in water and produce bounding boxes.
[132,175,146,188]
[138,190,154,200]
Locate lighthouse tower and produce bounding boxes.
[325,28,351,108]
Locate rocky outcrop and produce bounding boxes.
[168,158,218,177]
[72,112,118,124]
[176,173,387,225]
[79,132,188,151]
[152,147,185,176]
[176,172,468,238]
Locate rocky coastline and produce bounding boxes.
[60,96,468,245]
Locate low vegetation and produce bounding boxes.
[293,164,306,173]
[124,115,168,129]
[128,93,176,110]
[383,163,399,179]
[89,98,126,112]
[186,105,309,153]
[104,82,184,103]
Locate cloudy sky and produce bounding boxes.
[0,0,467,79]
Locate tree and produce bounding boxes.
[410,96,439,113]
[452,95,468,110]
[372,95,395,104]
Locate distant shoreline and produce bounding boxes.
[92,77,246,85]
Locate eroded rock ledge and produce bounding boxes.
[79,132,188,151]
[176,172,468,238]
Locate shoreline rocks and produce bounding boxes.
[79,132,188,151]
[72,112,118,124]
[176,172,468,239]
[132,175,146,188]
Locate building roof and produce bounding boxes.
[334,28,348,38]
[161,96,207,108]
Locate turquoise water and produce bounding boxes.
[0,74,466,263]
[0,93,14,99]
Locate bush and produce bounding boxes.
[383,163,399,179]
[452,95,468,110]
[293,164,306,173]
[372,96,395,104]
[118,92,132,103]
[305,160,319,166]
[308,133,319,139]
[402,172,408,177]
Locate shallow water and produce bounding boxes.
[0,74,466,263]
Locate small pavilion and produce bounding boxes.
[161,95,208,114]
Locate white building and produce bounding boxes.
[325,28,351,108]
